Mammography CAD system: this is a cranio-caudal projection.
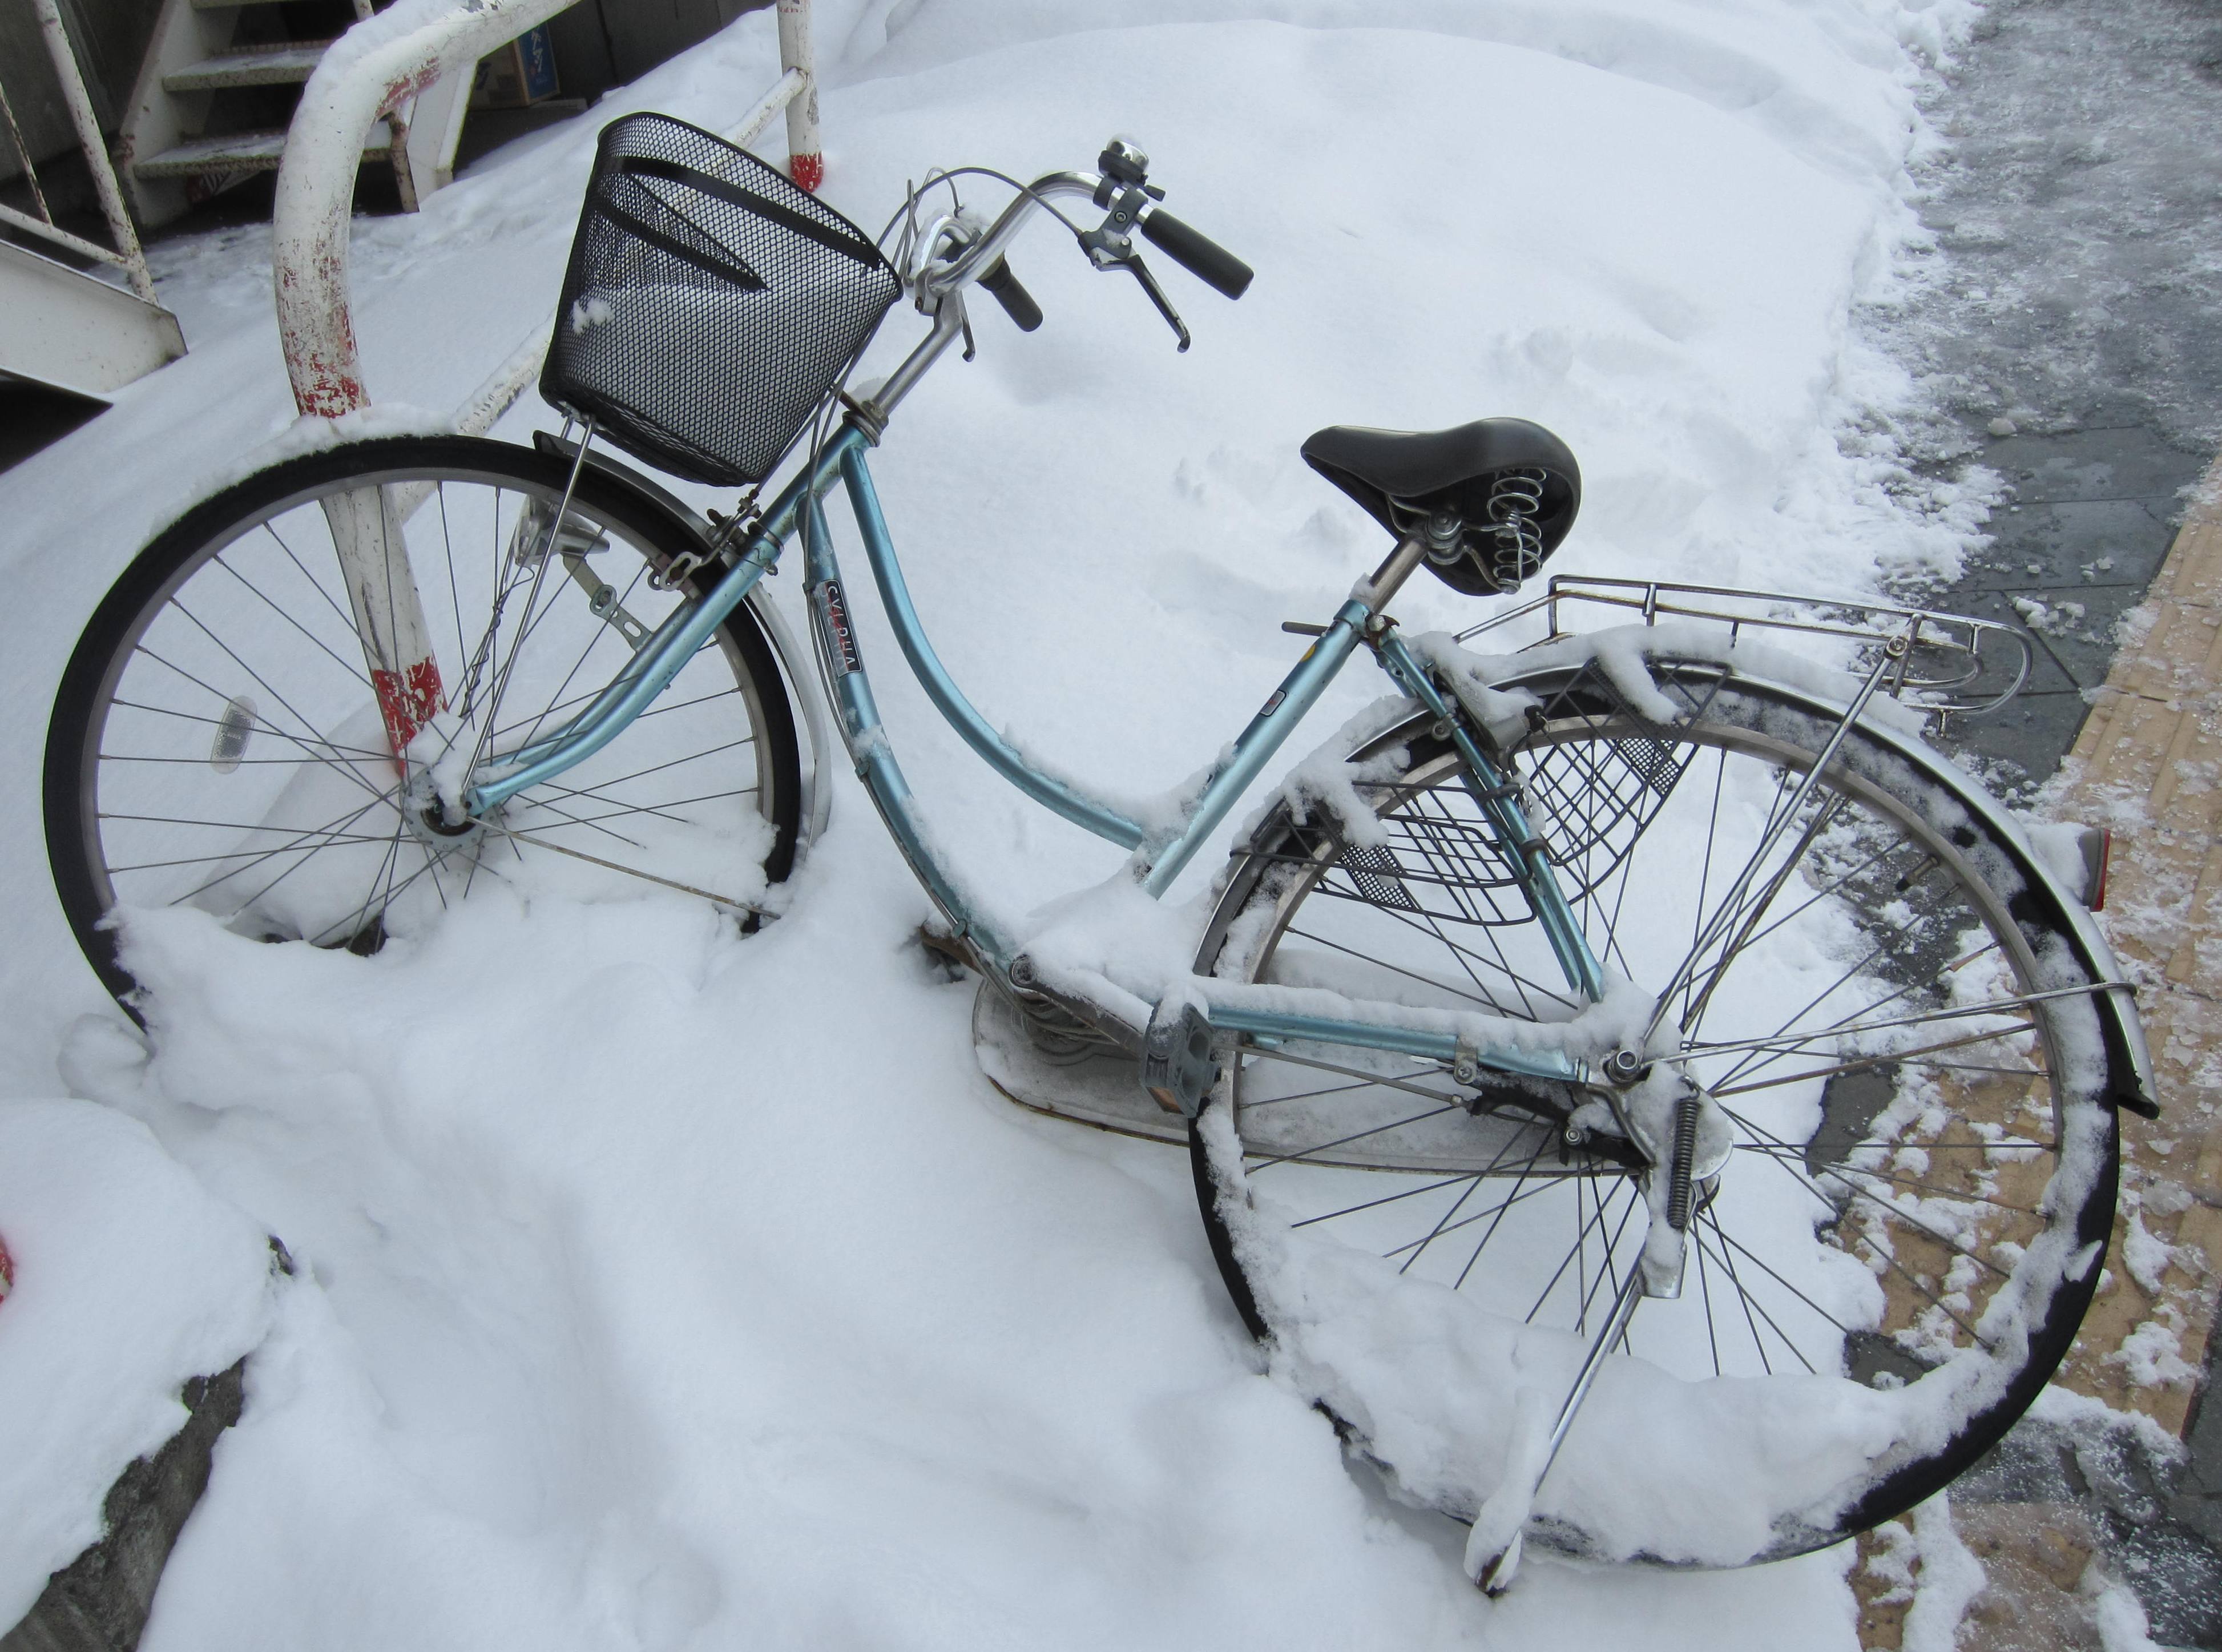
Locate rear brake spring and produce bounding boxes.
[1666,1091,1699,1231]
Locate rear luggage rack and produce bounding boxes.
[1455,575,2034,723]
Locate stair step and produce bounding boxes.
[133,120,393,179]
[162,41,332,92]
[0,239,186,397]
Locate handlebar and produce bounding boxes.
[867,148,1251,418]
[977,256,1044,332]
[1138,207,1253,300]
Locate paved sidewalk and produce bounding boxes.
[1842,0,2222,1642]
[1969,470,2222,1651]
[1848,466,2222,1650]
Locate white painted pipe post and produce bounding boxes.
[275,0,572,755]
[775,0,821,191]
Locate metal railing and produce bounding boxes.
[0,0,158,304]
[273,0,821,424]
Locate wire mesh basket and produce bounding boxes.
[541,112,901,487]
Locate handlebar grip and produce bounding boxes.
[979,256,1044,332]
[1139,208,1253,300]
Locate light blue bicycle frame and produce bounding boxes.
[468,419,1603,1085]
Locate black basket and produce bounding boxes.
[541,112,901,487]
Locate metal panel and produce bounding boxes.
[0,237,182,395]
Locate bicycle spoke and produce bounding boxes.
[1695,1212,1814,1375]
[487,828,764,913]
[259,517,360,637]
[1289,1172,1478,1228]
[1680,790,1852,1035]
[1243,1100,1469,1170]
[1688,996,2050,1064]
[128,648,389,804]
[1529,1176,1636,1327]
[221,803,410,935]
[1731,1145,2045,1216]
[1239,1077,1380,1111]
[208,550,373,690]
[167,602,393,796]
[435,482,469,690]
[1281,922,1514,1015]
[1704,1020,2041,1098]
[1721,1105,2013,1284]
[1398,1175,1485,1275]
[108,796,394,888]
[1453,1133,1561,1288]
[521,785,761,830]
[1235,1043,1468,1109]
[1694,1210,1724,1376]
[1705,1219,1857,1335]
[1345,898,1579,1014]
[107,696,393,763]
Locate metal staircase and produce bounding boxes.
[0,0,184,399]
[119,0,548,226]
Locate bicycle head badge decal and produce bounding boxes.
[813,579,862,676]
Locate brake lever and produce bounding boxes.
[1118,252,1191,352]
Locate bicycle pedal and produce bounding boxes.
[914,924,978,977]
[1141,999,1219,1117]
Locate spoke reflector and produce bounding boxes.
[209,695,257,773]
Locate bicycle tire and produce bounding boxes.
[47,435,802,1011]
[1189,658,2123,1568]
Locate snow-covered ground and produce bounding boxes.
[1,1,1993,1645]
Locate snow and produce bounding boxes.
[2120,1208,2177,1296]
[1900,1493,1985,1652]
[2107,1317,2199,1392]
[0,0,2013,1643]
[2087,1566,2168,1652]
[0,1100,275,1626]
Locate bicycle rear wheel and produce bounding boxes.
[47,436,802,1009]
[1192,659,2124,1567]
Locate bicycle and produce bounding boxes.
[45,112,2156,1590]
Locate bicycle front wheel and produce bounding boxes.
[47,436,802,1008]
[1192,659,2124,1567]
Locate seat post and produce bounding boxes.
[1358,512,1457,613]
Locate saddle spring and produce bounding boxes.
[1486,468,1550,590]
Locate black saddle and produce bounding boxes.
[1301,418,1580,595]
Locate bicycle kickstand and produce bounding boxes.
[1466,1266,1644,1594]
[1468,1083,1705,1594]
